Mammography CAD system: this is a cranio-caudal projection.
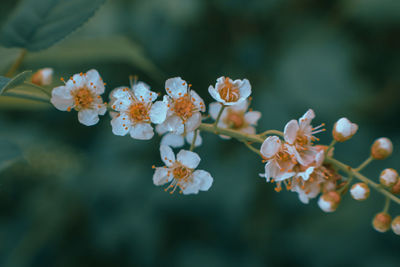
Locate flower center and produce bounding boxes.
[72,87,94,109]
[174,97,195,120]
[129,102,149,122]
[226,111,245,129]
[219,77,239,102]
[172,165,191,180]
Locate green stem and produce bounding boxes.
[2,91,50,103]
[258,129,284,137]
[325,139,337,156]
[5,49,27,77]
[242,141,262,157]
[213,104,225,128]
[383,196,390,213]
[199,123,264,143]
[190,130,198,151]
[355,156,374,172]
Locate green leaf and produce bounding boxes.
[24,36,164,81]
[0,71,50,103]
[0,0,106,51]
[0,139,22,172]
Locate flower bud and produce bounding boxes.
[379,168,398,188]
[391,178,400,195]
[372,212,391,233]
[371,137,393,160]
[350,183,370,201]
[31,68,53,86]
[391,216,400,235]
[332,117,358,142]
[318,191,341,212]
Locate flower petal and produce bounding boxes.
[184,112,202,133]
[134,82,157,102]
[260,136,281,159]
[160,145,175,167]
[110,113,131,136]
[190,90,205,112]
[85,69,105,94]
[153,167,172,185]
[208,85,224,103]
[150,99,168,124]
[209,102,222,120]
[284,120,299,144]
[177,149,201,169]
[130,123,154,140]
[185,131,202,147]
[193,170,213,191]
[230,99,248,112]
[161,133,185,148]
[237,78,251,102]
[244,111,261,125]
[51,85,73,111]
[78,109,100,126]
[165,77,188,99]
[164,115,185,135]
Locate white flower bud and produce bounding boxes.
[318,191,341,212]
[332,117,358,142]
[32,68,53,86]
[371,137,393,160]
[372,212,391,233]
[391,216,400,235]
[379,168,398,188]
[350,183,370,201]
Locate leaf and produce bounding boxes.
[0,71,50,103]
[0,47,23,75]
[24,36,164,81]
[0,0,106,51]
[0,139,22,172]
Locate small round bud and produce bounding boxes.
[391,216,400,235]
[391,178,400,195]
[350,183,370,201]
[371,137,393,160]
[379,168,398,188]
[31,68,53,86]
[318,191,341,213]
[372,212,391,233]
[332,117,358,142]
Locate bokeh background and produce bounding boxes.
[0,0,400,266]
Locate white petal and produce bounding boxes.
[177,149,201,169]
[150,100,168,124]
[85,69,105,94]
[237,78,251,101]
[208,85,224,103]
[284,120,299,144]
[298,109,315,130]
[260,136,281,159]
[160,145,175,167]
[66,73,85,90]
[51,85,73,111]
[153,167,172,185]
[110,87,133,112]
[240,126,256,135]
[110,113,131,136]
[297,167,315,181]
[263,161,279,182]
[165,77,188,99]
[230,99,248,111]
[181,177,201,195]
[192,170,213,191]
[209,102,222,120]
[133,82,157,102]
[244,111,261,125]
[185,131,202,147]
[184,112,202,132]
[161,133,185,148]
[155,121,169,135]
[190,90,205,112]
[164,115,185,135]
[130,123,154,140]
[78,109,100,126]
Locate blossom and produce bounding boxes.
[156,77,205,135]
[153,145,213,194]
[160,130,202,148]
[283,109,324,166]
[109,81,168,140]
[350,183,370,201]
[32,68,53,86]
[209,100,261,138]
[318,191,341,212]
[372,212,392,233]
[371,137,393,160]
[332,117,358,142]
[379,168,398,187]
[51,69,107,126]
[259,136,296,183]
[208,76,251,106]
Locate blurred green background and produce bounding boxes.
[0,0,400,266]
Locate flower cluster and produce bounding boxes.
[47,69,400,235]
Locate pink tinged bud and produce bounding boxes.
[372,212,391,233]
[350,183,370,201]
[332,117,358,142]
[391,178,400,195]
[31,68,53,86]
[371,137,393,160]
[391,216,400,235]
[318,191,341,213]
[379,168,398,188]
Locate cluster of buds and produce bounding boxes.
[41,68,400,235]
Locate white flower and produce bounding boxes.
[332,117,358,142]
[51,69,107,126]
[379,168,398,187]
[283,109,324,166]
[259,136,296,182]
[208,76,251,106]
[153,145,213,194]
[350,183,370,201]
[109,81,168,140]
[32,68,53,86]
[160,130,202,148]
[157,77,205,135]
[209,100,261,138]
